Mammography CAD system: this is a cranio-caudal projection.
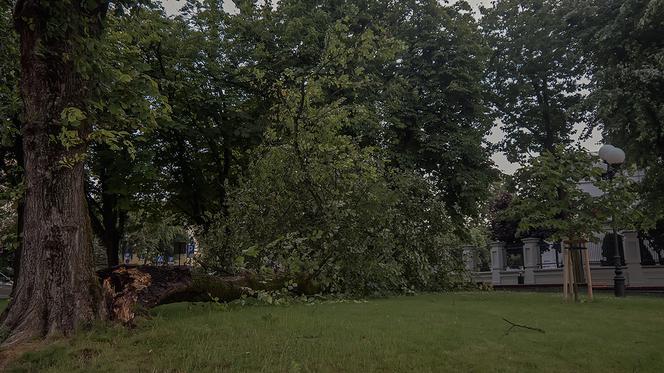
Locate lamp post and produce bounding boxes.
[598,144,626,297]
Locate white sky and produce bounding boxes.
[161,0,492,16]
[160,0,604,174]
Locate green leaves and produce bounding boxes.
[60,107,87,127]
[88,129,131,152]
[481,0,587,163]
[0,3,20,148]
[573,0,664,221]
[183,0,489,294]
[506,146,641,242]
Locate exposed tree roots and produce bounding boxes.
[99,266,194,324]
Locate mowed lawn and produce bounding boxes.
[5,292,664,372]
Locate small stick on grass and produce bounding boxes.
[502,318,545,336]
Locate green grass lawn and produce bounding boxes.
[5,292,664,372]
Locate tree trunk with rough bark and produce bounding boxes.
[0,0,108,346]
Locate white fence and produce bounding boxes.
[466,231,664,288]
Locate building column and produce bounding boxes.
[522,238,540,285]
[623,230,645,286]
[490,241,505,285]
[462,245,476,272]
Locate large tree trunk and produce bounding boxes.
[0,0,108,346]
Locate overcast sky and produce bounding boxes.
[160,0,603,174]
[161,0,493,16]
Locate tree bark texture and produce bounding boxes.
[1,0,108,346]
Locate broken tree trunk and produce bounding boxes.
[98,266,309,324]
[99,266,193,324]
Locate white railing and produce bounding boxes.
[641,239,662,266]
[586,241,605,265]
[539,242,562,269]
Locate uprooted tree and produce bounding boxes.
[0,0,496,345]
[99,265,300,325]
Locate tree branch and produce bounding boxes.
[502,318,545,336]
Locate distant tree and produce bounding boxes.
[643,220,664,264]
[481,0,588,163]
[123,2,273,230]
[568,0,664,219]
[124,211,188,265]
[488,192,520,244]
[488,189,555,244]
[85,8,168,267]
[601,232,625,266]
[379,0,498,224]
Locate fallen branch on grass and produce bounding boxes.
[502,318,545,336]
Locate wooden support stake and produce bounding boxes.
[583,248,594,301]
[563,248,569,301]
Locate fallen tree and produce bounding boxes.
[98,266,315,324]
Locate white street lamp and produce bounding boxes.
[598,144,626,165]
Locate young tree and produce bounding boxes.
[122,2,272,230]
[85,8,169,267]
[507,146,641,299]
[509,147,638,240]
[381,0,497,224]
